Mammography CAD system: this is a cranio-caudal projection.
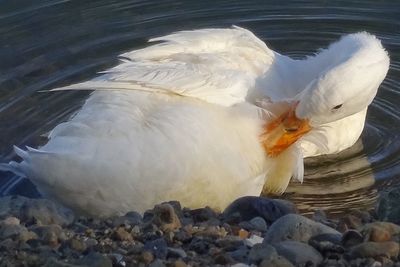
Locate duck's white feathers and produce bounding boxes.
[1,29,390,216]
[52,26,274,107]
[9,91,270,216]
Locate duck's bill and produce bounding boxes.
[260,102,311,157]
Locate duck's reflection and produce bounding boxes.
[264,138,377,216]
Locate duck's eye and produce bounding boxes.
[332,104,343,110]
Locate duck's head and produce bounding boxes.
[261,32,390,157]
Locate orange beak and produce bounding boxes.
[260,101,311,157]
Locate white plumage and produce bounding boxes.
[1,27,389,217]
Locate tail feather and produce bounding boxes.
[0,146,32,177]
[13,145,28,160]
[0,162,26,177]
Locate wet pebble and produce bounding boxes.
[113,211,142,227]
[264,214,341,244]
[222,196,297,224]
[151,204,182,232]
[144,238,168,259]
[248,243,277,264]
[348,241,399,259]
[342,229,364,247]
[273,240,323,266]
[113,227,133,242]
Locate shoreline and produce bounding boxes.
[0,189,400,267]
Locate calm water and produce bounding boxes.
[0,0,399,215]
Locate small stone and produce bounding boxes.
[264,214,341,244]
[188,237,211,254]
[173,259,187,267]
[68,237,87,252]
[238,229,249,239]
[361,222,400,242]
[77,251,113,267]
[174,229,192,243]
[141,251,155,264]
[144,238,168,259]
[308,234,344,254]
[273,240,323,266]
[43,258,80,267]
[214,253,235,265]
[223,196,297,224]
[198,225,227,239]
[342,230,364,247]
[190,207,217,223]
[2,216,20,225]
[17,230,38,243]
[113,211,142,227]
[0,238,16,250]
[149,259,166,267]
[248,243,277,264]
[151,204,182,232]
[231,263,251,267]
[216,235,243,250]
[0,224,28,240]
[85,238,98,248]
[167,247,187,258]
[113,227,133,242]
[243,234,264,247]
[259,256,294,267]
[249,217,268,232]
[31,224,66,247]
[228,245,250,262]
[110,253,125,267]
[349,241,399,259]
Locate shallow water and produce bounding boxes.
[0,0,399,215]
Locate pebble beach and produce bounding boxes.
[1,188,400,267]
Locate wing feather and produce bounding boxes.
[52,26,274,106]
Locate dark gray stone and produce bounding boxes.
[309,234,344,254]
[274,240,323,266]
[0,224,28,240]
[112,211,142,227]
[144,238,168,259]
[190,207,217,223]
[223,196,297,224]
[264,214,341,244]
[342,230,364,248]
[259,256,295,267]
[248,243,278,264]
[228,245,250,263]
[149,259,166,267]
[167,247,187,258]
[77,251,112,267]
[348,241,399,259]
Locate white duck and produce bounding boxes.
[1,27,389,217]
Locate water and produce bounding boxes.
[0,0,399,215]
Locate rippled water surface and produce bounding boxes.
[0,0,399,215]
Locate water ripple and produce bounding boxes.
[0,0,399,215]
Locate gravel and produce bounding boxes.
[1,195,400,267]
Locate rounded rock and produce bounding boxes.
[349,241,399,259]
[223,196,297,224]
[151,204,182,232]
[342,229,364,248]
[264,214,341,244]
[273,240,323,266]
